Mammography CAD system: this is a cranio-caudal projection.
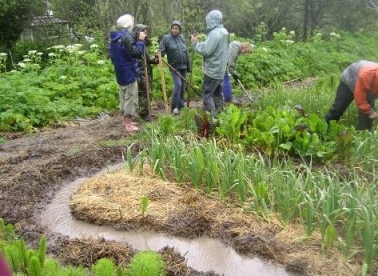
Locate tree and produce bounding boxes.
[14,0,378,52]
[0,0,44,51]
[365,0,378,14]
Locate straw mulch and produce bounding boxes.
[69,168,361,276]
[61,238,134,267]
[60,238,218,275]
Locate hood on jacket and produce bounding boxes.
[133,24,152,45]
[116,14,134,31]
[109,30,128,42]
[205,10,223,33]
[171,20,182,31]
[133,24,147,33]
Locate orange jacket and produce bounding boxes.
[354,65,378,115]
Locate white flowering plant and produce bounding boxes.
[0,52,7,73]
[0,42,116,131]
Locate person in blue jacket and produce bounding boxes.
[109,14,146,132]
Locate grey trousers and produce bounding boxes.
[202,74,224,116]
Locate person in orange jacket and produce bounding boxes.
[325,60,378,130]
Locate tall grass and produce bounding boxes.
[350,130,378,171]
[139,119,378,273]
[359,187,378,276]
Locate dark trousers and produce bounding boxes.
[137,73,153,118]
[222,72,232,102]
[202,74,224,116]
[325,81,375,130]
[170,69,187,111]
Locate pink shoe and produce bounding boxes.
[125,123,139,132]
[122,119,138,126]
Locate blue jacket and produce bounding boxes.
[109,29,144,85]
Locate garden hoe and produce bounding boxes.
[237,79,254,102]
[187,48,195,107]
[187,31,197,107]
[161,58,202,97]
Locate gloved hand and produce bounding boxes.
[369,111,378,120]
[232,74,239,82]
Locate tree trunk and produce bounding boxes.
[302,0,310,41]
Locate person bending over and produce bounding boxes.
[325,60,378,130]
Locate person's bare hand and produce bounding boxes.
[369,111,378,120]
[138,31,147,41]
[191,34,198,44]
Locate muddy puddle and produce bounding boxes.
[39,166,292,276]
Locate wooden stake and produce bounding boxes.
[157,51,169,114]
[143,48,151,120]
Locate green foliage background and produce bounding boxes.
[1,31,378,131]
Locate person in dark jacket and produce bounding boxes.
[109,14,146,132]
[325,60,378,130]
[159,20,191,115]
[133,24,158,120]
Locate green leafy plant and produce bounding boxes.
[92,258,117,276]
[4,243,23,272]
[0,218,17,242]
[140,196,150,218]
[216,104,247,142]
[27,256,42,276]
[126,251,166,276]
[156,114,177,136]
[38,235,46,266]
[124,143,138,172]
[194,109,218,138]
[41,258,63,276]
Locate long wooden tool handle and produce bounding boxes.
[157,51,169,114]
[143,48,151,120]
[187,48,195,107]
[237,79,253,102]
[161,58,202,96]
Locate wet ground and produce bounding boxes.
[0,112,227,275]
[40,168,290,275]
[0,108,360,275]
